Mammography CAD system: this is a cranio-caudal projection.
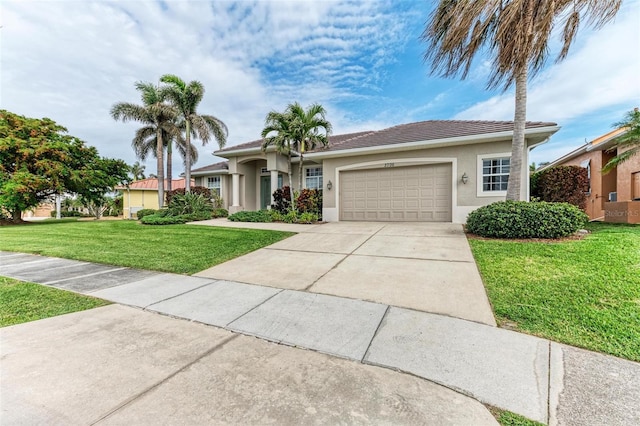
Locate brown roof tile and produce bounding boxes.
[322,120,557,152]
[191,161,229,173]
[214,120,557,156]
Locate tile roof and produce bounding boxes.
[214,120,557,156]
[116,178,194,190]
[319,120,557,152]
[191,161,229,173]
[215,130,374,154]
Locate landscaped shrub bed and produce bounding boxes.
[50,211,90,218]
[466,201,588,239]
[136,209,158,220]
[228,210,273,222]
[140,194,216,225]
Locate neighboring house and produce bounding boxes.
[541,128,640,223]
[193,120,559,223]
[117,178,194,219]
[22,202,55,219]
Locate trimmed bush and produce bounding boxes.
[50,210,86,218]
[271,186,291,214]
[211,208,228,218]
[533,166,588,210]
[466,201,588,239]
[140,214,190,225]
[227,210,273,222]
[136,209,157,220]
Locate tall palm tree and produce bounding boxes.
[261,110,296,205]
[130,161,146,180]
[287,102,332,191]
[131,125,197,192]
[422,0,621,200]
[160,74,228,193]
[603,108,640,173]
[111,81,180,207]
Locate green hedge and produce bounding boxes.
[227,210,273,222]
[466,201,588,239]
[136,209,158,220]
[50,211,87,218]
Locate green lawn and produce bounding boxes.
[0,276,110,327]
[470,222,640,362]
[0,220,293,274]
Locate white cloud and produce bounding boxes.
[1,0,413,175]
[454,3,640,124]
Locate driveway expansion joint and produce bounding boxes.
[89,333,241,425]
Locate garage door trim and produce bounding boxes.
[335,157,457,222]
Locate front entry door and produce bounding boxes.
[260,176,271,210]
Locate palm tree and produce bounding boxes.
[261,110,296,205]
[603,108,640,173]
[131,125,197,192]
[130,161,146,180]
[422,0,621,200]
[111,81,180,207]
[160,74,228,193]
[287,102,332,191]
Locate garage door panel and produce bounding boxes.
[340,164,452,222]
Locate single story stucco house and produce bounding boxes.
[191,120,560,223]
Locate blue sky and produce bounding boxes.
[2,1,639,175]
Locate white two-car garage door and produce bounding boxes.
[340,164,452,222]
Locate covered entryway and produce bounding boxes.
[339,164,452,222]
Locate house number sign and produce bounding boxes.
[384,163,395,168]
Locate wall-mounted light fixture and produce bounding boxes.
[327,180,333,190]
[461,173,469,184]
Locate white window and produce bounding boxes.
[580,159,591,194]
[207,176,221,196]
[305,167,323,190]
[477,153,510,196]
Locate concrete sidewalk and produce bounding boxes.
[2,250,639,425]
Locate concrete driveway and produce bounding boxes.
[195,221,496,326]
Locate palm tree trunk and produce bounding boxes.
[185,120,191,193]
[298,148,305,191]
[156,128,165,208]
[506,66,528,201]
[287,152,295,211]
[166,140,173,193]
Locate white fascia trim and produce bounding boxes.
[191,170,229,177]
[308,126,560,160]
[540,144,589,170]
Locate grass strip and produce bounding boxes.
[470,223,640,362]
[0,277,110,327]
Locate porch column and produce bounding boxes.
[270,170,279,207]
[232,173,240,208]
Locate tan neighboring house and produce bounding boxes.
[117,178,194,219]
[541,128,640,223]
[193,120,559,223]
[22,202,55,219]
